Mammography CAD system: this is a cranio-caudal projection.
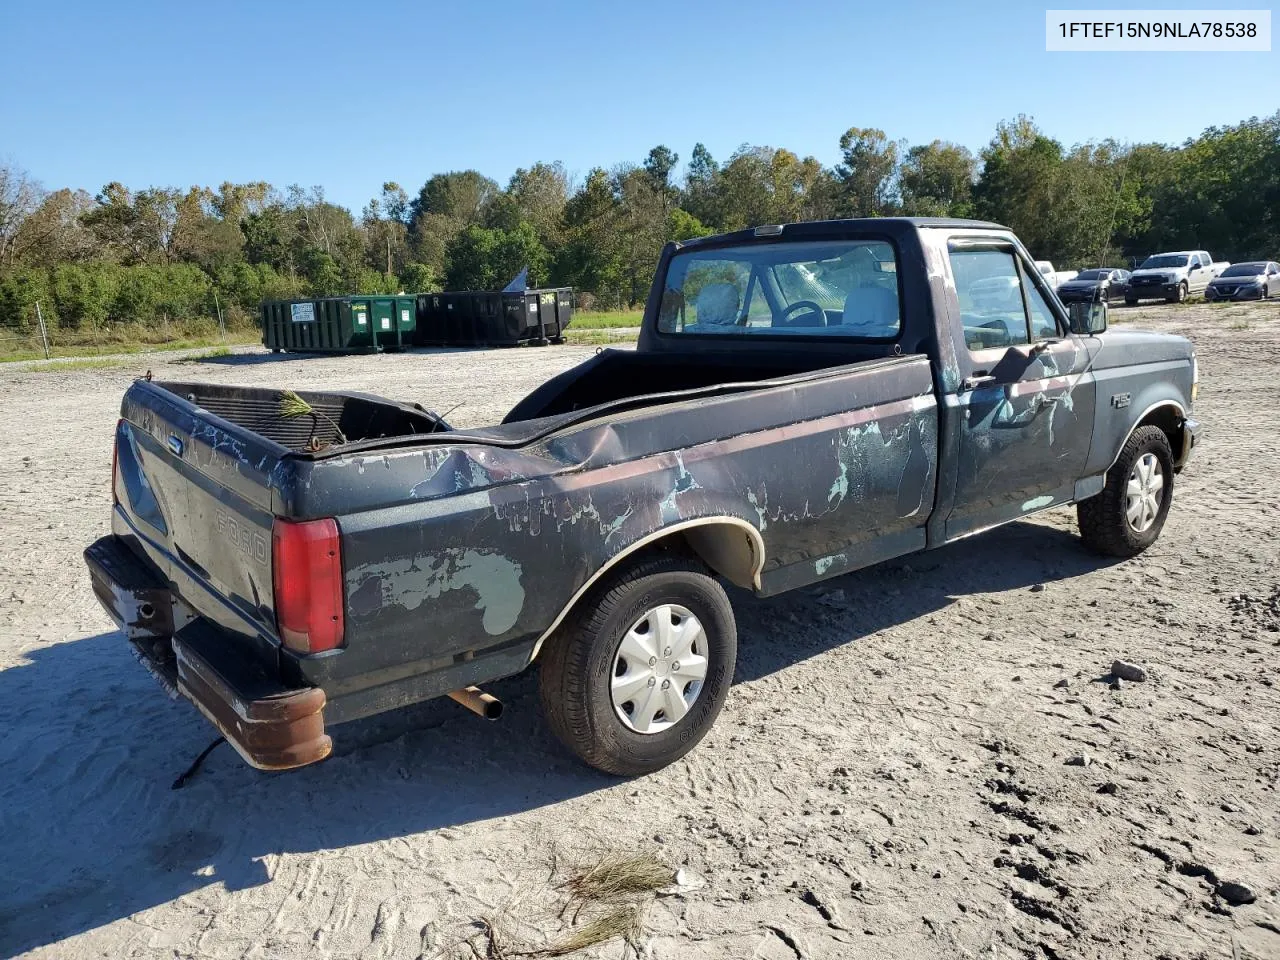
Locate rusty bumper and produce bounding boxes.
[172,636,332,770]
[84,536,332,771]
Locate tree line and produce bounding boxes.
[1,111,1277,335]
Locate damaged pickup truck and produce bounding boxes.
[85,218,1200,777]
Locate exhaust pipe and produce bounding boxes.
[448,686,503,720]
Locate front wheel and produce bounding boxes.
[1169,281,1188,304]
[538,553,737,776]
[1077,425,1174,558]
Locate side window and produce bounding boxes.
[1023,266,1060,340]
[949,248,1030,350]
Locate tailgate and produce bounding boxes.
[115,381,290,637]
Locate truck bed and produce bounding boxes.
[111,351,938,726]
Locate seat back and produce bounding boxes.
[841,286,900,337]
[694,283,740,326]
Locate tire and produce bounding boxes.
[1168,281,1188,304]
[1125,298,1138,307]
[538,553,737,776]
[1077,425,1175,558]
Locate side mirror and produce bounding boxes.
[1068,300,1107,335]
[1189,263,1200,271]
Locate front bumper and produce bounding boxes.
[1205,286,1264,302]
[84,536,332,770]
[1127,282,1179,300]
[1177,416,1202,471]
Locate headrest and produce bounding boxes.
[695,283,740,326]
[842,286,899,336]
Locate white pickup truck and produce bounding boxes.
[1035,261,1077,289]
[1126,250,1229,304]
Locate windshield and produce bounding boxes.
[1220,263,1265,277]
[657,239,901,339]
[1140,254,1189,269]
[1075,270,1108,281]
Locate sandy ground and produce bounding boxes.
[1,302,1278,960]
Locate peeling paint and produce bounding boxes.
[1021,495,1055,511]
[814,553,847,576]
[349,549,525,634]
[658,452,702,521]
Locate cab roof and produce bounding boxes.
[676,217,1011,251]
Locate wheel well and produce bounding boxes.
[679,522,763,590]
[1135,404,1184,461]
[526,518,764,664]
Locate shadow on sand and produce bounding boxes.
[0,521,1113,955]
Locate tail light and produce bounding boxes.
[272,517,344,654]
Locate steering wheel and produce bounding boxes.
[778,300,826,327]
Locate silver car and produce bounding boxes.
[1205,261,1280,301]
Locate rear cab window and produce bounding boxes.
[657,239,902,340]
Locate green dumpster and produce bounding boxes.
[261,295,416,354]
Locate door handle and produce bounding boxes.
[962,375,997,391]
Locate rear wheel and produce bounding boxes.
[1077,425,1174,558]
[538,554,737,776]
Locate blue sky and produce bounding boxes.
[1,0,1275,211]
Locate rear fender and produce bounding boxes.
[525,516,765,664]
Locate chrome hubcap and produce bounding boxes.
[1125,453,1164,533]
[611,603,708,734]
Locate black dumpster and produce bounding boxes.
[411,287,573,347]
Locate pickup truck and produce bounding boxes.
[1126,250,1229,304]
[1034,260,1077,289]
[84,218,1201,778]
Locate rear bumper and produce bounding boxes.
[84,536,332,770]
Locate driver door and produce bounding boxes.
[945,241,1097,539]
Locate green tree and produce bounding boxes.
[445,221,548,291]
[682,143,721,229]
[899,141,976,217]
[973,116,1064,255]
[835,127,900,216]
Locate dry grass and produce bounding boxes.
[564,853,674,907]
[542,907,642,956]
[277,389,315,419]
[561,328,639,346]
[463,853,672,959]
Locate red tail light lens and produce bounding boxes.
[272,517,344,654]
